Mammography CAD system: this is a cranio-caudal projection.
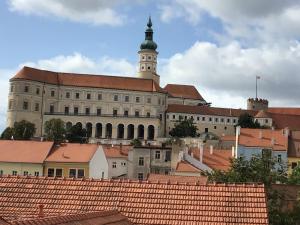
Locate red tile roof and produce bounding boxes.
[268,108,300,116]
[220,135,236,141]
[238,128,288,151]
[10,210,132,225]
[103,145,131,158]
[175,160,201,173]
[270,113,300,130]
[45,143,98,163]
[0,218,9,225]
[164,84,204,100]
[190,148,232,171]
[167,104,257,117]
[0,176,269,225]
[147,174,207,184]
[11,67,165,93]
[0,141,53,164]
[255,110,271,118]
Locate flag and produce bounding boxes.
[256,75,261,79]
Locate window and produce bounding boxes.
[202,117,205,121]
[160,114,163,120]
[179,115,183,120]
[154,168,159,174]
[85,107,90,115]
[102,172,105,179]
[86,93,91,99]
[165,170,169,175]
[167,115,169,119]
[51,90,55,97]
[124,110,129,117]
[36,88,40,95]
[125,96,129,102]
[136,97,140,103]
[10,85,14,92]
[78,169,84,178]
[155,151,161,159]
[173,115,176,119]
[23,171,28,176]
[64,106,69,115]
[50,105,54,114]
[35,103,39,111]
[34,171,39,176]
[227,118,230,123]
[185,116,187,120]
[233,119,237,123]
[197,117,200,121]
[97,108,101,116]
[158,98,161,105]
[121,162,126,166]
[138,173,143,180]
[205,128,208,133]
[98,93,102,100]
[113,109,118,116]
[277,155,282,163]
[24,86,29,93]
[138,157,144,166]
[76,93,80,99]
[191,116,194,120]
[292,162,298,169]
[221,118,224,123]
[48,168,54,177]
[165,151,171,162]
[209,117,212,122]
[74,107,79,115]
[112,162,117,168]
[135,111,139,117]
[66,92,70,98]
[12,171,17,176]
[0,170,3,176]
[224,126,227,130]
[114,95,118,101]
[146,112,150,117]
[215,118,218,122]
[9,100,13,110]
[147,66,151,70]
[148,56,151,60]
[265,119,269,123]
[69,169,76,178]
[23,101,28,110]
[214,126,217,129]
[147,97,151,103]
[56,169,63,177]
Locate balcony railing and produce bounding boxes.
[44,112,159,119]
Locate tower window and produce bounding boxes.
[148,56,151,60]
[142,56,145,60]
[148,66,151,70]
[141,66,144,70]
[114,95,118,101]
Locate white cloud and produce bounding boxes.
[160,41,300,108]
[8,0,132,26]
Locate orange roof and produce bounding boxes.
[270,113,300,130]
[190,148,232,171]
[10,210,132,225]
[238,128,288,151]
[11,66,165,93]
[220,135,236,141]
[147,174,207,184]
[167,104,257,117]
[45,143,98,163]
[0,140,53,164]
[175,160,201,173]
[268,108,300,116]
[164,84,204,100]
[255,110,271,118]
[103,145,131,158]
[0,176,268,225]
[0,218,9,225]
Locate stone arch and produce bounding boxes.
[138,125,144,139]
[127,124,134,139]
[117,124,125,139]
[106,123,112,139]
[147,125,155,140]
[95,123,102,138]
[86,122,92,138]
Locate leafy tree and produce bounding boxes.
[44,119,66,143]
[169,118,199,138]
[66,123,87,143]
[13,120,35,140]
[1,127,14,139]
[237,113,260,128]
[131,138,142,147]
[288,165,300,185]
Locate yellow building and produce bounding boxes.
[44,143,103,178]
[0,140,53,176]
[287,130,300,174]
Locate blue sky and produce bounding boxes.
[1,0,300,132]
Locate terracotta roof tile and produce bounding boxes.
[255,110,271,118]
[175,161,201,173]
[103,145,131,158]
[268,107,300,116]
[0,218,9,225]
[167,104,257,117]
[0,176,268,225]
[190,148,232,171]
[11,67,165,93]
[0,140,53,164]
[164,84,204,101]
[147,174,207,184]
[220,135,236,141]
[270,113,300,130]
[238,128,288,151]
[45,143,98,163]
[10,210,132,225]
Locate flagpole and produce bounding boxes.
[256,76,257,99]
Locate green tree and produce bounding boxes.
[169,118,199,138]
[13,120,35,140]
[66,123,88,143]
[288,165,300,185]
[1,127,14,139]
[237,113,260,128]
[44,119,66,143]
[131,138,142,147]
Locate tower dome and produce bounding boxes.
[140,17,158,51]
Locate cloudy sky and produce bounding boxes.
[1,0,300,132]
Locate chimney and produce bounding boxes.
[38,204,44,218]
[271,137,276,146]
[232,146,235,157]
[119,143,123,150]
[283,127,290,137]
[199,142,204,163]
[259,131,263,139]
[210,145,213,155]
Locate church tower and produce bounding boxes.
[138,17,160,84]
